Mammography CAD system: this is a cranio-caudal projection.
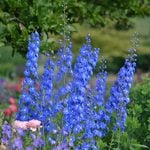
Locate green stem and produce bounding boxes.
[108,132,114,150]
[117,130,121,150]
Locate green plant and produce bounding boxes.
[129,78,150,148]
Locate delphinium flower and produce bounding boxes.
[63,35,99,149]
[45,39,73,145]
[29,132,45,149]
[16,31,40,121]
[53,39,73,114]
[39,55,55,132]
[75,140,98,150]
[26,146,33,150]
[12,137,23,150]
[1,124,12,146]
[105,49,137,131]
[75,60,107,150]
[55,39,72,83]
[34,38,72,132]
[13,30,138,150]
[52,141,70,150]
[16,128,24,137]
[84,66,108,142]
[92,59,109,137]
[72,35,99,88]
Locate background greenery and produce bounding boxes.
[0,17,149,77]
[0,0,149,77]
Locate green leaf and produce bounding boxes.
[131,144,149,149]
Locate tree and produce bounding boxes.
[0,0,149,56]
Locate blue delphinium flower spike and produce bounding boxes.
[56,41,72,82]
[54,39,73,103]
[1,124,12,146]
[63,34,99,148]
[39,56,55,131]
[16,31,40,121]
[12,137,23,150]
[105,49,137,131]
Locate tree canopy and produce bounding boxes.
[0,0,149,55]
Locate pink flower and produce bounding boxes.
[27,120,42,131]
[9,97,16,105]
[14,120,28,130]
[3,108,12,116]
[9,104,17,113]
[13,119,42,131]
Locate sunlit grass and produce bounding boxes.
[72,18,150,59]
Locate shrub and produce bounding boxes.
[129,78,150,148]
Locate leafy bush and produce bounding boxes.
[129,78,150,148]
[137,55,150,72]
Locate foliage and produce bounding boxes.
[0,46,25,77]
[129,78,150,148]
[0,0,149,56]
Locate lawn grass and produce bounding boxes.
[72,17,150,58]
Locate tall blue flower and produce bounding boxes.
[91,59,109,137]
[53,40,73,107]
[12,137,23,150]
[53,40,73,108]
[45,40,73,146]
[72,35,99,89]
[52,142,70,150]
[39,56,55,131]
[105,49,137,131]
[1,124,12,145]
[29,132,45,149]
[63,35,99,148]
[16,31,40,121]
[84,69,108,140]
[55,41,72,82]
